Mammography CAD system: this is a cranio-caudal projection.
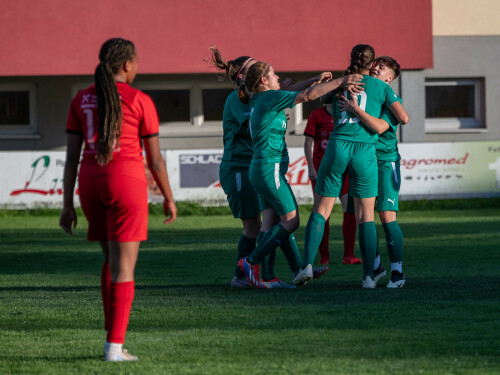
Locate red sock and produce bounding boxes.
[318,217,330,262]
[343,212,357,258]
[107,281,135,344]
[100,263,111,332]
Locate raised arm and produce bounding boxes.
[338,94,390,134]
[294,74,364,105]
[143,136,177,224]
[283,72,333,91]
[60,133,83,234]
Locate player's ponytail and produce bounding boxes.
[344,44,375,75]
[238,84,250,104]
[94,38,135,166]
[207,46,252,85]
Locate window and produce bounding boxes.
[0,84,37,136]
[142,89,190,123]
[202,88,233,121]
[302,100,324,122]
[135,79,232,134]
[425,78,484,132]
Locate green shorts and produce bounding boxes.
[250,162,297,216]
[376,160,400,212]
[315,140,378,198]
[219,168,261,218]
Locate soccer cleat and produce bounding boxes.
[231,276,251,288]
[312,266,329,279]
[373,264,386,285]
[319,256,330,265]
[238,257,262,289]
[293,264,313,286]
[343,256,362,265]
[105,349,138,362]
[362,275,376,288]
[260,278,296,289]
[387,271,406,288]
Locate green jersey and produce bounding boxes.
[249,90,298,164]
[332,75,399,144]
[220,90,253,172]
[376,97,402,162]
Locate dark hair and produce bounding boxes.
[375,56,401,79]
[94,38,136,165]
[207,46,252,84]
[345,44,375,75]
[237,62,270,104]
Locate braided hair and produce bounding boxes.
[336,44,375,102]
[345,44,375,75]
[94,38,136,165]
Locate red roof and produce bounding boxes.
[0,0,432,76]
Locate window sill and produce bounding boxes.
[425,128,488,134]
[0,134,42,139]
[159,123,223,138]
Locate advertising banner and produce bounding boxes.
[399,142,500,199]
[1,141,499,208]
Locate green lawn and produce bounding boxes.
[0,206,499,374]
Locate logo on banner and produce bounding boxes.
[401,153,468,182]
[10,155,68,197]
[286,156,309,186]
[179,153,222,188]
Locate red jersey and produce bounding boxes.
[66,82,159,179]
[303,107,334,167]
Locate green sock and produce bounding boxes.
[303,213,326,266]
[373,233,380,270]
[234,234,256,278]
[257,231,265,244]
[280,234,302,273]
[248,224,290,265]
[261,249,277,281]
[358,222,377,278]
[383,221,403,263]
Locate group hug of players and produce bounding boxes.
[211,44,408,291]
[59,39,408,361]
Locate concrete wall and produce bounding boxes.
[424,36,500,142]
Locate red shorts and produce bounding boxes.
[78,171,148,242]
[312,161,350,197]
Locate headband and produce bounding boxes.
[252,64,271,90]
[235,58,254,81]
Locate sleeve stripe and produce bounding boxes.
[140,132,159,139]
[303,132,315,138]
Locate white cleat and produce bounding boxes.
[362,275,376,289]
[293,264,313,286]
[105,349,138,362]
[387,271,406,288]
[373,264,387,285]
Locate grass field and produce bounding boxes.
[0,204,499,374]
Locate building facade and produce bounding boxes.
[0,0,498,150]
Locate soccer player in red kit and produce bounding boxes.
[60,38,177,362]
[304,97,362,266]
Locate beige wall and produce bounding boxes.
[433,0,500,36]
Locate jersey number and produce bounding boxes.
[83,108,96,150]
[338,91,367,125]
